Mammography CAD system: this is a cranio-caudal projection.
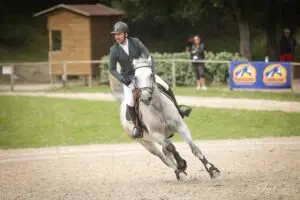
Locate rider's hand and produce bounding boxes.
[121,76,131,86]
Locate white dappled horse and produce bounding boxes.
[116,57,220,180]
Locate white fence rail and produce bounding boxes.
[1,59,300,92]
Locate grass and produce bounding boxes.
[0,95,299,149]
[47,85,300,102]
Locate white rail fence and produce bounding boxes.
[1,59,299,91]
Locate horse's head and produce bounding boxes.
[132,56,155,105]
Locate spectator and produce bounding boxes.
[190,35,207,90]
[185,35,194,52]
[279,28,297,62]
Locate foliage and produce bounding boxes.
[99,51,247,86]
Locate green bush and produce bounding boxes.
[99,51,247,86]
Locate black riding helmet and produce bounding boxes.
[111,21,129,35]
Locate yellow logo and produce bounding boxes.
[263,64,287,84]
[233,63,256,84]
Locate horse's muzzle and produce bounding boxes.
[140,89,153,105]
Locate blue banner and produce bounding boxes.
[229,61,291,89]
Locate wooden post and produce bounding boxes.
[228,62,233,91]
[62,62,67,88]
[48,51,53,88]
[88,74,92,88]
[291,63,294,93]
[83,75,88,86]
[171,60,176,88]
[2,65,14,91]
[10,65,14,92]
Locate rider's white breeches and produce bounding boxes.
[123,82,135,107]
[123,75,169,107]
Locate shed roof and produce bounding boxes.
[33,3,123,17]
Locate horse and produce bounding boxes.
[118,56,220,180]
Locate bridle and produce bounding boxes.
[132,65,155,99]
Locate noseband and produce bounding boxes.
[132,65,155,98]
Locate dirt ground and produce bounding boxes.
[0,137,299,200]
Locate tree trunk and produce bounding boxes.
[266,26,277,61]
[231,0,252,60]
[265,0,280,61]
[238,20,252,60]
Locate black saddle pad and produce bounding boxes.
[156,84,176,104]
[125,109,132,121]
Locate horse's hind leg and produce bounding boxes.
[177,123,220,179]
[138,139,177,170]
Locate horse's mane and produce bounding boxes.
[132,57,152,69]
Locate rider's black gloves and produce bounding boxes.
[121,76,132,86]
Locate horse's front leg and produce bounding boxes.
[161,139,188,180]
[149,132,187,180]
[162,140,177,168]
[177,122,221,179]
[138,139,177,170]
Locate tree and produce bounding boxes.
[263,0,281,61]
[227,0,252,60]
[107,0,300,59]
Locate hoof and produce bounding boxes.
[208,166,221,179]
[177,159,187,171]
[175,169,187,180]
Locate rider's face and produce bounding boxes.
[114,32,126,44]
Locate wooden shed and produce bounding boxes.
[34,4,123,84]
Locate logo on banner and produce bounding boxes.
[233,63,256,84]
[263,64,287,85]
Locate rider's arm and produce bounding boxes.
[109,47,123,82]
[135,38,156,73]
[136,38,150,58]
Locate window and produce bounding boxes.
[51,30,62,51]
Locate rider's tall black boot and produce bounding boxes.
[166,88,192,118]
[127,105,143,138]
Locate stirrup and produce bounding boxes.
[132,127,143,138]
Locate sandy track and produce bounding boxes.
[1,92,300,112]
[1,137,299,200]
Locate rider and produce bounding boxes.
[109,21,191,138]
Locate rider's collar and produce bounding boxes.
[119,38,128,47]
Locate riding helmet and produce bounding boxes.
[111,21,129,34]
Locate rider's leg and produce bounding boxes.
[123,83,142,138]
[154,75,170,90]
[154,75,191,118]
